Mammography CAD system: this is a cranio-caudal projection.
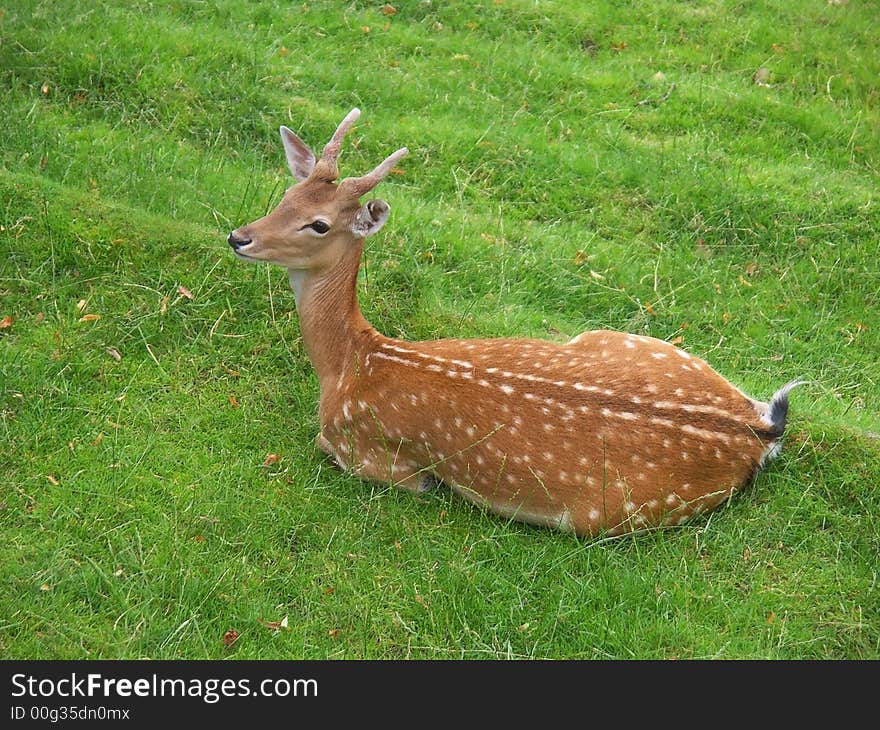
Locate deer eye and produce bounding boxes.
[307,220,330,234]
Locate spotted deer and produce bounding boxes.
[228,108,802,538]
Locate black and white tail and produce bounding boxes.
[760,379,806,466]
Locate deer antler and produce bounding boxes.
[339,147,409,198]
[313,107,408,195]
[321,108,361,169]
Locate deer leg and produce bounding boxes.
[393,471,439,494]
[351,456,437,494]
[318,432,437,494]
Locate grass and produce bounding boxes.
[1,0,878,659]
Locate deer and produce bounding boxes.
[227,108,803,538]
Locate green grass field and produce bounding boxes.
[2,0,878,659]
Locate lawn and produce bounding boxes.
[1,0,878,659]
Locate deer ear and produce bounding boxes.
[351,199,390,238]
[280,126,317,182]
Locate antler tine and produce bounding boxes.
[321,108,361,166]
[340,147,409,197]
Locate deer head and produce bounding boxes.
[227,108,408,273]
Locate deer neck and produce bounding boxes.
[288,241,376,394]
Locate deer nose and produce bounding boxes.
[227,231,252,249]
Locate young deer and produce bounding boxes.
[228,108,802,538]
